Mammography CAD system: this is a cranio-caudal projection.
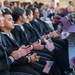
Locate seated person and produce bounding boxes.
[0,9,34,75]
[12,8,72,74]
[0,8,41,75]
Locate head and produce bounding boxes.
[26,9,33,22]
[4,0,10,8]
[14,2,17,8]
[38,3,45,9]
[0,1,2,8]
[16,1,21,8]
[1,8,14,30]
[69,1,74,6]
[10,2,15,12]
[0,10,5,28]
[51,2,54,8]
[57,2,60,7]
[21,3,24,9]
[33,1,38,6]
[12,8,27,23]
[46,3,51,8]
[30,7,40,19]
[24,2,29,9]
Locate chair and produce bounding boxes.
[62,8,69,16]
[65,14,72,21]
[60,17,69,30]
[70,57,75,68]
[70,57,75,73]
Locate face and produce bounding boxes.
[10,6,15,12]
[57,3,60,7]
[14,2,17,8]
[4,14,14,30]
[28,11,33,21]
[33,8,40,19]
[0,2,2,7]
[21,11,27,22]
[42,4,46,9]
[18,3,21,8]
[71,2,74,6]
[47,3,51,8]
[0,10,5,28]
[5,1,10,7]
[51,2,54,7]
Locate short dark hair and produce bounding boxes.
[1,8,12,15]
[57,2,59,5]
[4,0,9,5]
[27,4,34,9]
[30,7,37,14]
[38,3,44,8]
[12,8,25,22]
[10,2,14,6]
[26,9,32,16]
[69,1,72,4]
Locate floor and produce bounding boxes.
[68,33,75,75]
[68,33,75,60]
[69,47,75,60]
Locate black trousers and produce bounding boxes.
[32,46,69,73]
[30,54,61,75]
[52,38,69,66]
[10,65,40,75]
[54,42,69,66]
[0,71,33,75]
[10,72,33,75]
[52,38,69,57]
[31,50,61,75]
[10,55,60,75]
[11,63,53,75]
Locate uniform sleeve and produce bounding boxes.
[12,56,29,66]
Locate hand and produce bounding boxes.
[41,35,48,39]
[11,45,32,60]
[43,38,48,44]
[18,45,32,56]
[10,51,20,60]
[32,42,44,50]
[49,31,59,38]
[29,53,40,63]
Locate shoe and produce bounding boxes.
[67,67,73,72]
[64,70,70,75]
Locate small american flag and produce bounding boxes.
[61,31,70,39]
[45,38,54,52]
[43,61,54,74]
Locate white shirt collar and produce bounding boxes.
[1,32,14,40]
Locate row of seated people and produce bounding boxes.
[0,7,73,75]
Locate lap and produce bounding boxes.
[10,72,33,75]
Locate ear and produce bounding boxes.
[27,14,30,18]
[19,16,22,21]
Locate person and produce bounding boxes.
[55,3,61,15]
[1,8,58,75]
[11,8,61,75]
[0,1,2,9]
[3,0,10,8]
[12,8,71,75]
[10,2,15,12]
[1,0,12,14]
[0,9,34,75]
[30,7,69,57]
[0,8,43,75]
[67,1,75,12]
[24,7,73,74]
